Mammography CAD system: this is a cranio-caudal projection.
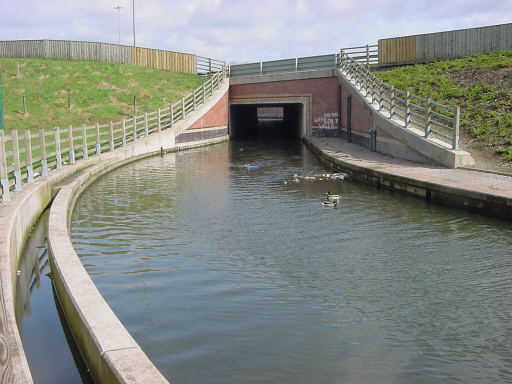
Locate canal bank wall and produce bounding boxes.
[304,136,512,220]
[0,79,229,383]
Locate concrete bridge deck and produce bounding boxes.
[306,137,512,219]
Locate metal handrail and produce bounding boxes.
[338,50,460,150]
[0,69,227,202]
[341,44,379,67]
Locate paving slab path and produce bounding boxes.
[306,137,512,219]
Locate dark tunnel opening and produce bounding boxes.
[229,103,304,141]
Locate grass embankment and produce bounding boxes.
[375,51,512,162]
[0,58,205,132]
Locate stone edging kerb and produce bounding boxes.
[47,134,229,384]
[0,79,229,384]
[304,137,512,219]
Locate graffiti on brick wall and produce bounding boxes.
[314,112,338,129]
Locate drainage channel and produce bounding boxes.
[15,209,93,384]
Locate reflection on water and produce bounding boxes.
[16,210,93,384]
[71,139,512,384]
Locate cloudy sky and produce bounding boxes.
[1,0,511,63]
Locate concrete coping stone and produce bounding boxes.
[48,154,169,383]
[1,81,229,383]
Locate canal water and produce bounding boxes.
[69,139,512,384]
[15,210,93,384]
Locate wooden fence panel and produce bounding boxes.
[0,40,195,73]
[131,47,195,73]
[416,23,512,63]
[0,40,44,58]
[378,36,416,65]
[379,23,512,66]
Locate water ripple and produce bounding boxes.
[71,140,512,384]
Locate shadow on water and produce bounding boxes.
[15,209,93,384]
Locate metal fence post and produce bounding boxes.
[68,125,75,164]
[210,77,213,95]
[157,109,161,132]
[425,97,432,137]
[55,127,62,170]
[378,84,384,110]
[170,104,174,128]
[122,119,127,148]
[144,113,148,136]
[25,130,34,183]
[193,91,196,111]
[0,131,10,202]
[133,115,137,141]
[95,122,101,155]
[109,121,114,151]
[390,86,395,119]
[405,91,411,128]
[82,124,88,159]
[208,58,212,78]
[371,77,375,103]
[453,106,460,150]
[366,44,370,69]
[0,73,4,131]
[39,129,48,176]
[182,98,185,119]
[12,130,22,191]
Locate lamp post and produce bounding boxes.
[132,0,136,47]
[114,5,124,45]
[0,73,4,130]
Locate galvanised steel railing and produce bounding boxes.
[229,54,340,77]
[338,50,460,150]
[196,56,226,77]
[340,44,378,67]
[0,70,227,203]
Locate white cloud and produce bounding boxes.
[0,0,509,62]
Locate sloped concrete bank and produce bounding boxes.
[47,134,228,384]
[0,156,104,384]
[0,79,229,383]
[305,137,512,220]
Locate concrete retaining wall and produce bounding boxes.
[0,81,229,383]
[304,137,512,219]
[336,70,474,168]
[229,69,472,168]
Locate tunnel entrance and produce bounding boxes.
[229,103,305,140]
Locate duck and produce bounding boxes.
[322,201,338,207]
[325,191,342,203]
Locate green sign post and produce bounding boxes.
[0,72,4,130]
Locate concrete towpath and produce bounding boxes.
[305,137,512,219]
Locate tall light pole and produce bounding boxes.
[0,73,4,130]
[114,5,123,45]
[132,0,136,47]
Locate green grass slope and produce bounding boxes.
[0,58,205,132]
[375,51,512,163]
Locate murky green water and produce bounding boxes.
[16,210,93,384]
[70,140,512,383]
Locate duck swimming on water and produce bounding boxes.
[325,191,342,203]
